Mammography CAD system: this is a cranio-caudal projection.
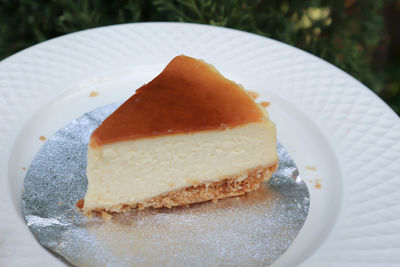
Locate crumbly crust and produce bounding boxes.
[77,162,278,214]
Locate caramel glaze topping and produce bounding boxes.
[90,55,266,147]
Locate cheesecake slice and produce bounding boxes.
[80,55,278,213]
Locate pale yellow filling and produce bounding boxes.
[84,121,277,212]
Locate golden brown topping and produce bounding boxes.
[91,55,266,146]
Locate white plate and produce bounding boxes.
[0,22,399,267]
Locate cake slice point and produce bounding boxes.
[81,55,278,213]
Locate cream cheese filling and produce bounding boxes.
[83,121,277,211]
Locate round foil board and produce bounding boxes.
[22,103,309,267]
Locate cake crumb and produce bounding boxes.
[260,101,270,108]
[39,136,46,141]
[247,90,259,99]
[121,205,131,212]
[186,179,200,187]
[71,215,74,221]
[307,178,323,189]
[21,167,26,171]
[306,165,317,171]
[76,199,84,210]
[58,201,63,206]
[101,211,112,220]
[315,179,322,189]
[168,183,175,188]
[89,91,99,97]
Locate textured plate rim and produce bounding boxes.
[0,22,399,266]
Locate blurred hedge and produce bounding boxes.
[1,0,398,114]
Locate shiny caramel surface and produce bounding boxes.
[91,55,266,146]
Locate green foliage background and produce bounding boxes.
[1,0,399,114]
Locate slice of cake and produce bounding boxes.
[79,55,278,213]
